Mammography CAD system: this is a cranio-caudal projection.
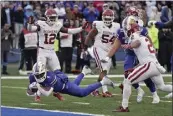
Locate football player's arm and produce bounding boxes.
[130,40,141,48]
[27,16,40,31]
[60,27,83,34]
[36,83,53,96]
[84,27,98,46]
[107,37,121,58]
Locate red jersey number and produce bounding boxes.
[44,33,56,44]
[145,38,155,53]
[102,34,114,44]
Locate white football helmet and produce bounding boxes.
[32,62,47,83]
[45,9,58,26]
[102,9,114,26]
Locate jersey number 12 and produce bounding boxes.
[44,33,56,44]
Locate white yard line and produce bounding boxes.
[1,74,172,79]
[72,102,90,105]
[30,103,46,106]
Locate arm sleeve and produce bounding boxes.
[19,31,25,49]
[67,27,82,34]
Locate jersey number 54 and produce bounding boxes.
[101,34,114,44]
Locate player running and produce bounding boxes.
[112,16,172,112]
[102,7,159,103]
[26,62,115,99]
[84,9,120,97]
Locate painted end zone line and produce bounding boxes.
[1,74,172,79]
[1,106,104,116]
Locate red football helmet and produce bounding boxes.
[126,7,139,17]
[102,9,114,26]
[44,9,58,25]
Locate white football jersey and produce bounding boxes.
[93,21,120,52]
[131,32,158,64]
[36,20,63,50]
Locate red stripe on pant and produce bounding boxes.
[130,62,151,83]
[128,63,147,80]
[93,47,103,72]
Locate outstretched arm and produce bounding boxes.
[60,26,83,34]
[84,27,98,46]
[107,38,121,58]
[36,83,53,96]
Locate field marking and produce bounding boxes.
[1,106,104,116]
[72,102,90,105]
[30,103,46,106]
[1,74,172,79]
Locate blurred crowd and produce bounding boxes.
[1,1,173,75]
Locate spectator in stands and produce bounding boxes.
[160,3,170,23]
[19,21,37,72]
[137,3,147,26]
[145,0,156,21]
[54,2,66,23]
[1,2,14,32]
[24,5,34,24]
[14,4,24,49]
[58,20,75,73]
[34,4,42,20]
[72,4,83,27]
[158,28,173,72]
[65,4,75,20]
[1,24,14,75]
[83,2,99,23]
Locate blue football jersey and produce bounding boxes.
[116,27,148,55]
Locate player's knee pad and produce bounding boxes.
[124,68,134,79]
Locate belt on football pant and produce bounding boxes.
[38,46,54,50]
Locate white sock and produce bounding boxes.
[102,85,108,93]
[136,87,143,93]
[152,91,157,96]
[122,79,131,109]
[100,80,104,86]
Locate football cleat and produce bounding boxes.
[53,92,64,101]
[102,91,113,97]
[152,94,160,104]
[91,90,101,97]
[35,96,41,102]
[102,77,115,88]
[112,106,130,112]
[82,65,92,75]
[164,93,172,99]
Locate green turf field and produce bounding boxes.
[1,63,172,116]
[2,77,172,116]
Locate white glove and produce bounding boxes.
[29,82,37,90]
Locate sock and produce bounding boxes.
[102,85,108,93]
[122,79,131,109]
[132,83,139,89]
[136,86,143,93]
[152,91,157,96]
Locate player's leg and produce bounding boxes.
[123,54,145,102]
[93,47,112,97]
[151,74,172,92]
[47,51,61,71]
[62,77,115,97]
[72,66,92,85]
[143,78,160,103]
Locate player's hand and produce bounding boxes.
[121,44,132,49]
[101,57,110,63]
[28,16,35,24]
[82,21,89,29]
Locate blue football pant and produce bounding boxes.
[61,73,102,97]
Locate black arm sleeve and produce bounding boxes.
[163,20,173,28]
[19,31,25,49]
